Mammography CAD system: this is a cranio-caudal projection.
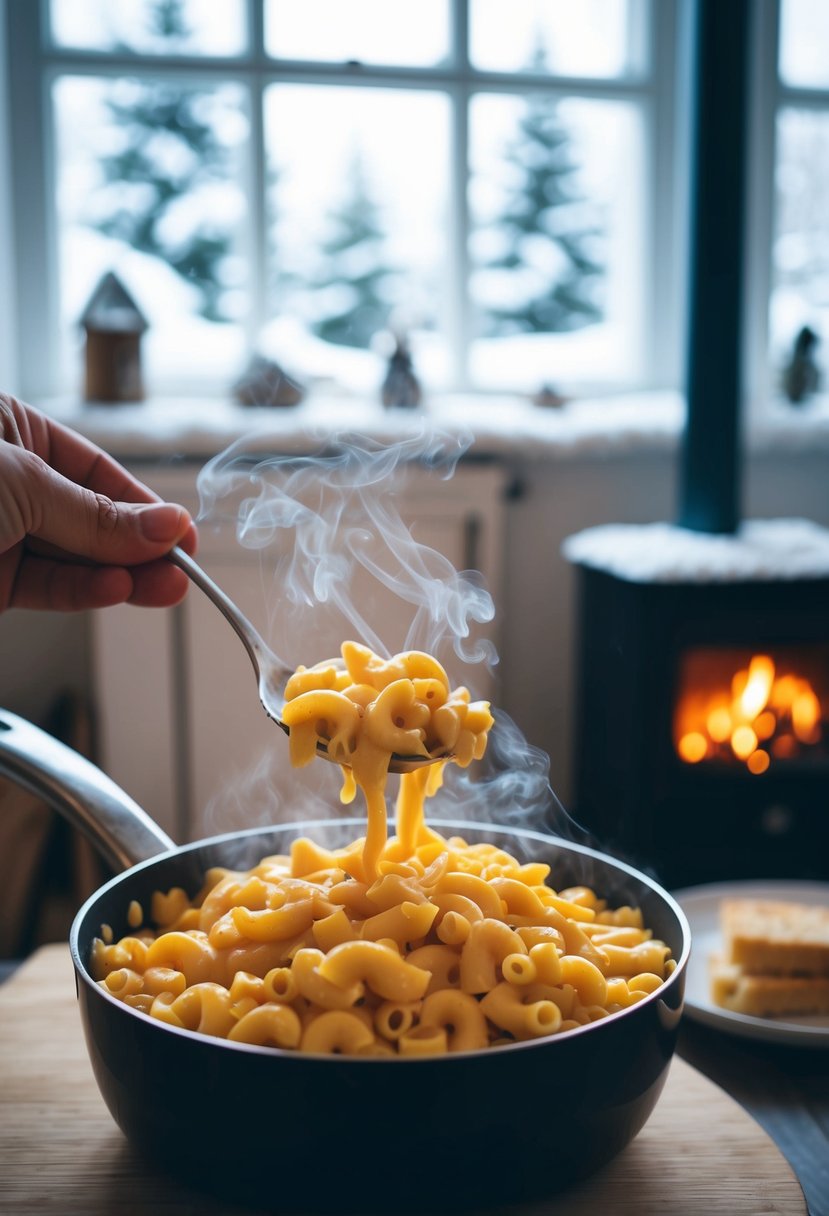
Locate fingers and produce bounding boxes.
[176,516,199,556]
[126,559,190,608]
[10,557,134,612]
[10,556,191,612]
[1,396,200,613]
[23,452,194,567]
[6,396,164,508]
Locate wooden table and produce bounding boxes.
[677,1019,829,1216]
[0,945,809,1215]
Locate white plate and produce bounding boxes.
[672,879,829,1048]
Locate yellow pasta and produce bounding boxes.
[300,1010,375,1056]
[419,989,489,1053]
[479,982,563,1039]
[91,641,675,1056]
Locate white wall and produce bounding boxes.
[499,449,677,801]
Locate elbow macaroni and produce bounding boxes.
[91,641,675,1056]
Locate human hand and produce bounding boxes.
[0,393,197,612]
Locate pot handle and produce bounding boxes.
[0,709,175,872]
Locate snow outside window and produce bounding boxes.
[14,0,673,399]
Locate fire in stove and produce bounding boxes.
[674,649,828,774]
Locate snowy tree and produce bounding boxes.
[310,151,396,348]
[478,51,604,335]
[91,0,236,321]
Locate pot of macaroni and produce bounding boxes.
[0,649,689,1212]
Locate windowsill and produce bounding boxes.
[36,389,829,463]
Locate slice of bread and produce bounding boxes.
[710,958,829,1018]
[721,898,829,977]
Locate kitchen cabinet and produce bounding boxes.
[92,461,506,842]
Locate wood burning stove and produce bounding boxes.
[564,521,829,889]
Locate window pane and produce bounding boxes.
[52,76,249,387]
[779,0,829,89]
[468,93,646,390]
[470,0,644,78]
[265,0,450,66]
[49,0,246,56]
[263,85,451,390]
[770,108,829,375]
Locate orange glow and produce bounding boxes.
[706,707,732,743]
[747,749,770,775]
[675,650,825,772]
[771,675,801,711]
[792,690,820,743]
[739,655,775,719]
[731,669,749,701]
[678,732,708,763]
[772,734,798,760]
[754,710,777,741]
[731,725,758,761]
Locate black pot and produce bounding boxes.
[0,710,690,1213]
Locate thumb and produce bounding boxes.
[30,457,192,565]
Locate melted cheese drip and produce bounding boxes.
[281,642,494,880]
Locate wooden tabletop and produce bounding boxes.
[0,945,808,1216]
[677,1020,829,1216]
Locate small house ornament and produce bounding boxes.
[80,272,148,403]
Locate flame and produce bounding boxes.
[746,749,770,775]
[678,732,707,763]
[738,655,775,719]
[675,651,825,773]
[792,689,820,743]
[731,724,758,761]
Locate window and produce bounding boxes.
[768,0,829,404]
[12,2,829,415]
[7,1,682,400]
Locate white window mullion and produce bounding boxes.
[744,0,781,423]
[7,0,60,399]
[448,0,470,391]
[648,0,685,392]
[0,2,18,391]
[246,72,268,358]
[244,0,267,356]
[449,83,470,391]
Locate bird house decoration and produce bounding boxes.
[80,272,148,403]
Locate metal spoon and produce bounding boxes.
[168,546,447,775]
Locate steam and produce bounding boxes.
[195,425,585,844]
[197,428,496,673]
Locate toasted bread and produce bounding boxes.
[710,957,829,1018]
[721,898,829,977]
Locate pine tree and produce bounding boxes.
[311,151,396,348]
[479,52,604,335]
[92,0,234,321]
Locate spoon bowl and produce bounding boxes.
[168,547,450,775]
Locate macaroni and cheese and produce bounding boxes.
[91,642,675,1055]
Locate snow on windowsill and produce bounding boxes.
[37,388,829,463]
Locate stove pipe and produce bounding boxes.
[678,0,752,535]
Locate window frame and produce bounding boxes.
[7,0,684,401]
[748,0,829,419]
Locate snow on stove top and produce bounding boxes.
[562,518,829,582]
